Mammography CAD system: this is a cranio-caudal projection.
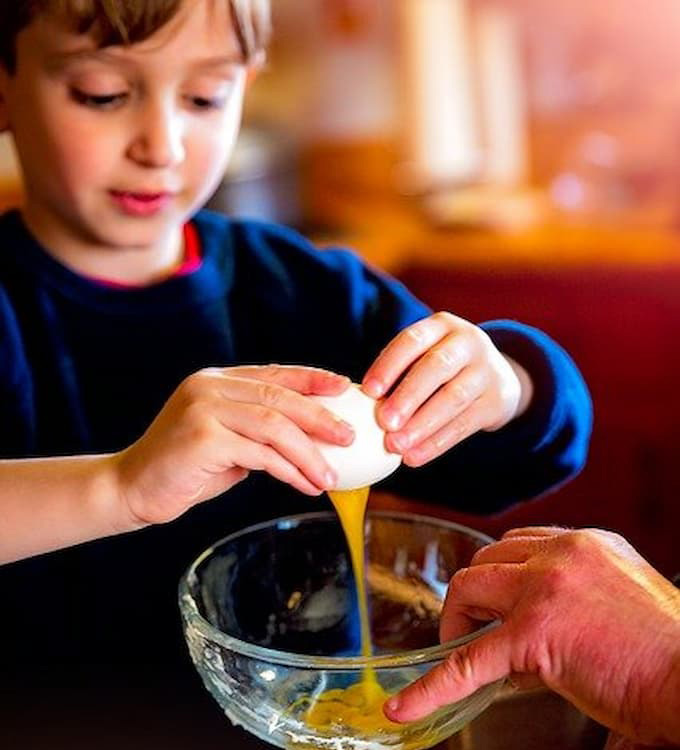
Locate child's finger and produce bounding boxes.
[401,398,488,466]
[377,333,475,433]
[198,372,355,445]
[226,364,351,395]
[215,401,337,491]
[223,431,326,495]
[384,367,484,453]
[362,315,454,399]
[195,467,251,504]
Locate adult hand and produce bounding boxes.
[362,312,532,467]
[114,365,353,527]
[384,527,680,746]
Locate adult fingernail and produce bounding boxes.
[385,696,401,713]
[324,470,337,489]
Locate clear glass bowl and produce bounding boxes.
[178,510,503,750]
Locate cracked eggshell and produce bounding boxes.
[310,384,402,491]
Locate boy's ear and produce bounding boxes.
[246,50,266,88]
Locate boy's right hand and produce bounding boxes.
[113,365,353,528]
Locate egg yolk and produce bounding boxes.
[298,486,399,733]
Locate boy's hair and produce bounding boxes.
[0,0,271,73]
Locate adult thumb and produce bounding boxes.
[383,630,510,723]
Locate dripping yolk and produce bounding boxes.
[300,487,398,733]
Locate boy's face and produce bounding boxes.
[0,1,248,257]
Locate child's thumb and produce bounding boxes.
[383,632,510,723]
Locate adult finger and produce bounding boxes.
[501,526,570,540]
[445,564,524,617]
[438,564,524,643]
[384,626,512,723]
[471,536,556,566]
[438,606,495,643]
[508,673,545,691]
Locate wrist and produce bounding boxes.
[82,453,139,537]
[505,355,534,418]
[641,607,680,745]
[658,634,680,744]
[108,449,152,533]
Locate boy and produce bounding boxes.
[0,0,591,701]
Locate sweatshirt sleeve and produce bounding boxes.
[380,318,593,513]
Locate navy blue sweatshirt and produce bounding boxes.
[0,209,591,674]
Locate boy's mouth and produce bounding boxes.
[109,190,174,217]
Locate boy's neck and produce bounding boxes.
[20,207,186,286]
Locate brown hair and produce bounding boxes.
[0,0,271,72]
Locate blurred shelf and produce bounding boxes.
[302,140,680,273]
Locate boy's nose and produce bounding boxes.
[128,102,186,168]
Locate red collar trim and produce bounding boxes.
[89,222,203,289]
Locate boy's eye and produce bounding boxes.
[187,95,227,111]
[70,88,128,110]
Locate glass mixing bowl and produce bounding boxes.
[178,510,503,750]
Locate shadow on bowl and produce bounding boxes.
[179,510,505,750]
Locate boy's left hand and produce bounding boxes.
[362,312,532,466]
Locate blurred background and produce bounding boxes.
[2,0,679,576]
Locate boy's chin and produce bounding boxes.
[84,218,185,252]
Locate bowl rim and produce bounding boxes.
[178,509,499,670]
